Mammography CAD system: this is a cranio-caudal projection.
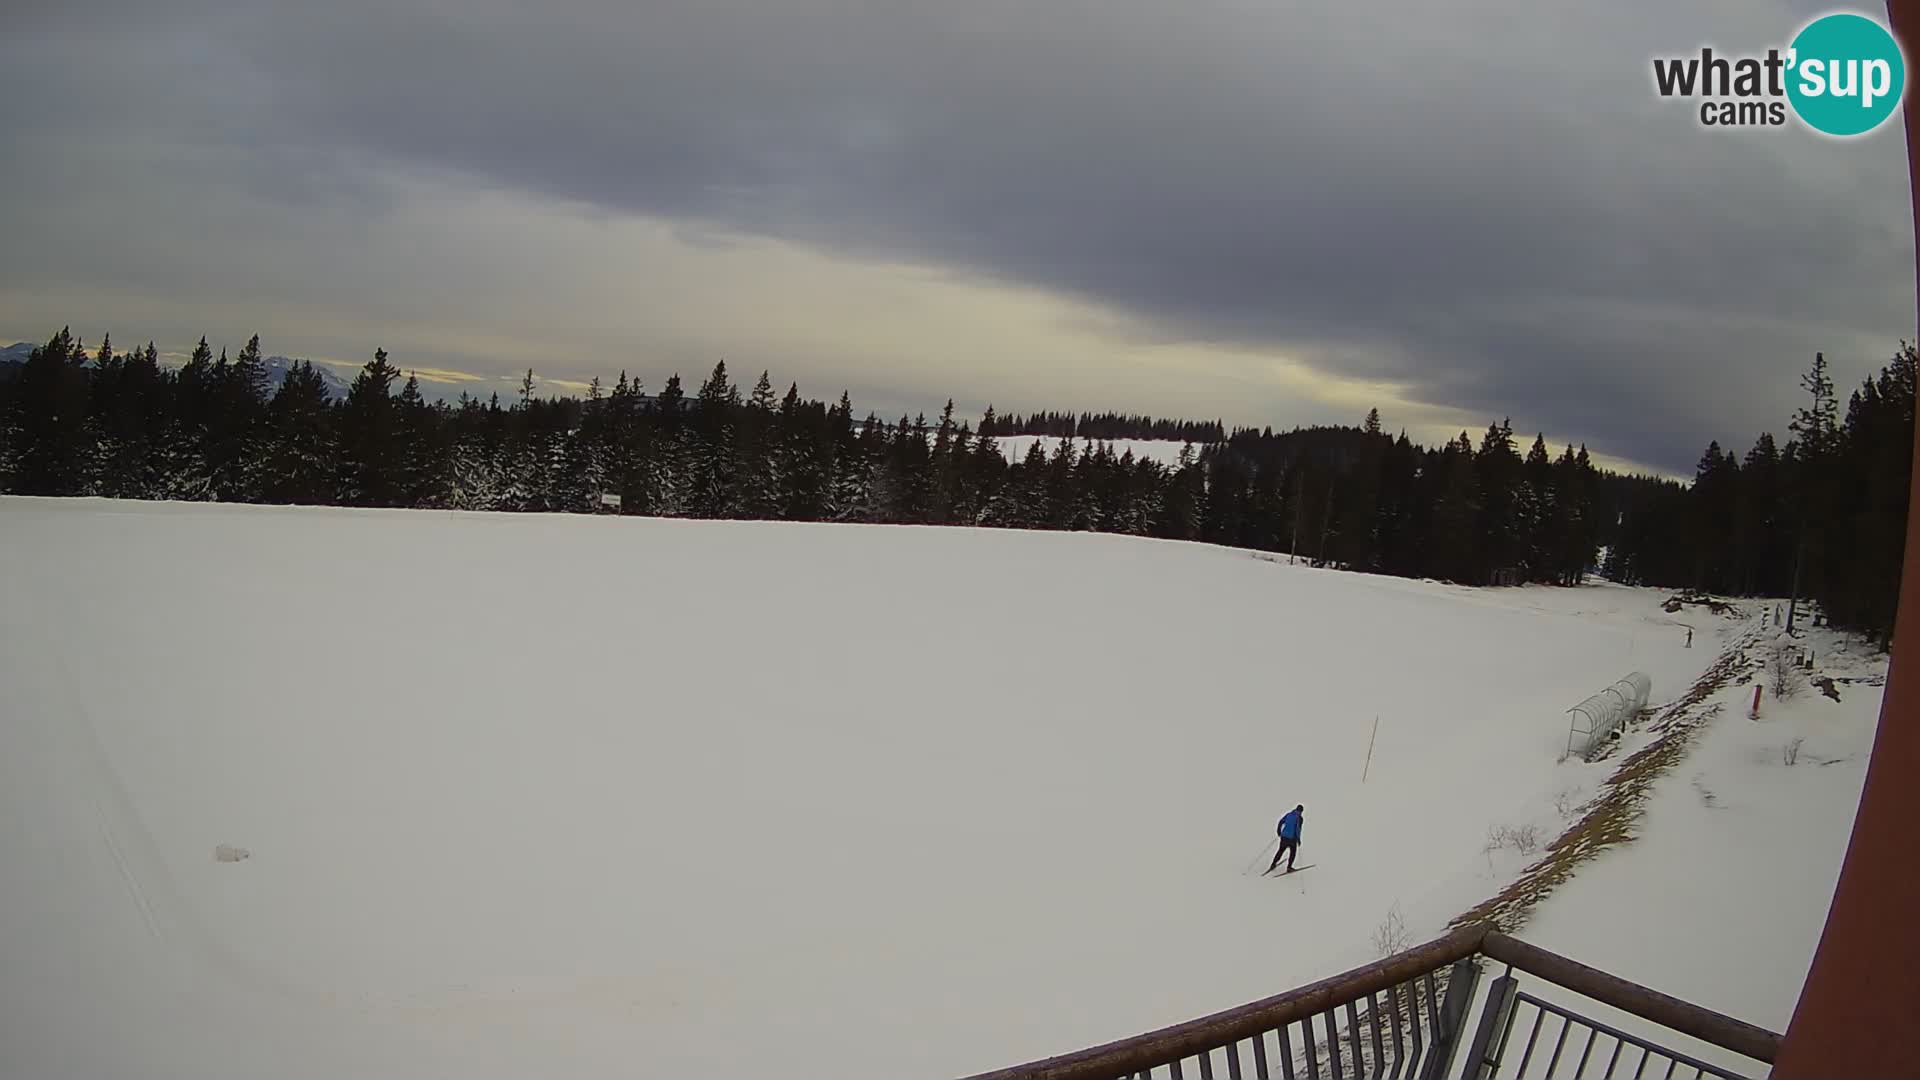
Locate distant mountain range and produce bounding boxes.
[0,343,349,400]
[256,355,351,399]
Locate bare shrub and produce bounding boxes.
[1372,902,1410,957]
[1767,645,1808,702]
[1553,788,1585,819]
[1483,823,1542,858]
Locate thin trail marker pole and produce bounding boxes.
[1362,715,1379,782]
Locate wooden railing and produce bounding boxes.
[1473,933,1780,1069]
[960,926,1781,1080]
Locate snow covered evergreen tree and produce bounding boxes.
[8,328,91,495]
[262,360,338,505]
[337,348,403,506]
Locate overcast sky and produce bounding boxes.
[2,0,1912,473]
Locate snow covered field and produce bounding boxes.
[0,498,1879,1078]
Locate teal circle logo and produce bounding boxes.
[1787,13,1906,136]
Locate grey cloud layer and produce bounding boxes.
[3,0,1912,470]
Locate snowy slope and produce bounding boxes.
[0,498,1859,1079]
[259,355,351,399]
[1514,622,1883,1071]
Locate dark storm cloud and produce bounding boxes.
[2,0,1911,471]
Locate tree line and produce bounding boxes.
[1,329,1910,643]
[1600,349,1914,644]
[977,409,1224,443]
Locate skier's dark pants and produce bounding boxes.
[1268,838,1299,872]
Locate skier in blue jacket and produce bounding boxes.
[1267,805,1305,874]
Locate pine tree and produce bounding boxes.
[1515,433,1553,581]
[1785,352,1842,630]
[338,348,403,506]
[648,374,692,515]
[738,370,781,518]
[73,333,117,493]
[689,361,740,518]
[161,336,218,499]
[8,328,92,495]
[1472,419,1521,583]
[748,370,775,412]
[448,392,507,511]
[109,341,168,498]
[817,390,861,520]
[1688,441,1740,592]
[82,334,135,497]
[395,372,445,506]
[1790,352,1840,458]
[230,334,269,404]
[1432,433,1480,582]
[263,361,339,504]
[207,334,269,501]
[1736,433,1786,595]
[930,399,961,524]
[1159,443,1204,541]
[1548,445,1581,584]
[1811,344,1916,642]
[966,418,1007,526]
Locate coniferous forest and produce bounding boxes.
[1,328,1911,644]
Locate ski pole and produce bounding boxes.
[1243,837,1279,875]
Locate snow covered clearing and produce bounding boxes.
[0,498,1876,1078]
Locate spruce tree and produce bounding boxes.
[690,360,740,518]
[9,328,91,495]
[739,370,781,518]
[161,337,218,499]
[448,392,507,511]
[1432,433,1480,582]
[930,399,961,524]
[1472,420,1521,583]
[648,374,692,515]
[263,361,339,504]
[1785,353,1842,630]
[1518,434,1553,580]
[338,348,403,506]
[207,334,269,501]
[1737,433,1786,595]
[396,372,444,506]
